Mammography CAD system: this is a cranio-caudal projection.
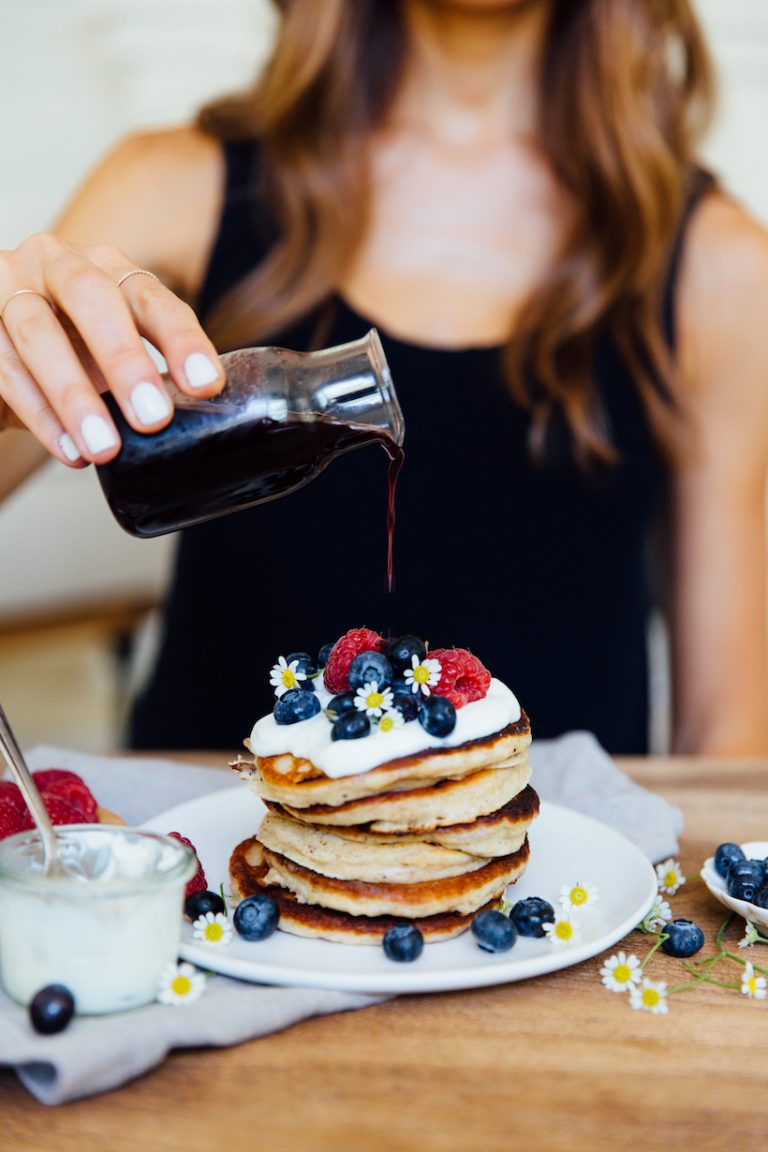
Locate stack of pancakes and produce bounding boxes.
[230,711,537,944]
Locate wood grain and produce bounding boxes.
[3,756,768,1152]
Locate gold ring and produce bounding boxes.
[0,289,52,326]
[116,269,160,289]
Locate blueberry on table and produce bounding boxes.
[418,695,456,737]
[714,842,745,878]
[331,711,371,741]
[661,919,705,957]
[472,910,517,953]
[382,923,424,962]
[510,896,556,938]
[185,889,226,920]
[348,651,393,692]
[385,635,427,674]
[233,895,280,941]
[29,985,75,1035]
[274,689,321,725]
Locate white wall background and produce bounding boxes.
[0,0,766,621]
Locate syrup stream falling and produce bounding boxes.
[384,442,404,594]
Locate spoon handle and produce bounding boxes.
[0,701,60,872]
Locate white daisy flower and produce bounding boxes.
[655,858,686,895]
[741,961,767,1000]
[269,656,306,697]
[192,911,233,947]
[403,655,442,697]
[542,914,582,948]
[354,681,394,718]
[600,951,643,993]
[377,710,405,734]
[629,978,669,1015]
[157,961,206,1006]
[739,921,760,949]
[640,898,673,933]
[559,881,599,912]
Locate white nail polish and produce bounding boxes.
[81,414,118,455]
[185,352,219,388]
[58,433,81,462]
[131,381,172,426]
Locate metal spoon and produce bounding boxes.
[0,700,61,875]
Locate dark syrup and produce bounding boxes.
[96,396,404,592]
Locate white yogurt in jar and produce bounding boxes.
[0,826,196,1014]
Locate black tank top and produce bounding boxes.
[128,141,707,754]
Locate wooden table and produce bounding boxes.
[2,757,768,1151]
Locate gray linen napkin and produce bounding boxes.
[0,735,681,1105]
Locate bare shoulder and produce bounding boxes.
[55,124,225,297]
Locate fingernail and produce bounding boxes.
[185,352,219,388]
[58,433,81,462]
[131,381,172,426]
[81,413,118,455]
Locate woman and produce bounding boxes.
[0,0,767,754]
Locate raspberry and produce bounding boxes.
[33,770,98,822]
[0,781,25,811]
[168,831,208,896]
[428,648,491,709]
[323,628,385,694]
[0,796,33,840]
[41,795,86,827]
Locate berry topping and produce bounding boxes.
[382,923,424,962]
[427,648,491,709]
[325,692,356,719]
[385,635,427,674]
[33,769,98,822]
[274,689,322,725]
[286,652,319,679]
[418,695,456,738]
[168,831,208,896]
[331,711,371,741]
[185,889,226,920]
[391,688,420,722]
[318,642,334,668]
[714,842,745,878]
[509,896,555,938]
[0,796,34,840]
[40,796,88,828]
[661,918,705,958]
[0,781,27,810]
[233,894,280,941]
[472,909,517,953]
[323,628,385,694]
[348,651,394,693]
[29,984,75,1035]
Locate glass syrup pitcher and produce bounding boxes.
[96,329,404,540]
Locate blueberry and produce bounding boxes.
[29,985,75,1035]
[274,689,321,725]
[418,695,456,737]
[382,923,424,962]
[233,894,280,941]
[318,642,334,668]
[748,858,767,885]
[714,842,745,878]
[392,690,419,722]
[471,910,517,953]
[510,896,556,938]
[728,861,763,885]
[286,651,319,688]
[754,886,768,910]
[331,711,371,740]
[185,889,226,920]
[385,635,427,674]
[325,692,356,720]
[661,918,705,957]
[348,651,393,692]
[728,874,760,903]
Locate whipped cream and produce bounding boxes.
[250,676,522,779]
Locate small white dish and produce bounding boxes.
[700,841,768,932]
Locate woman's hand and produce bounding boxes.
[0,232,224,466]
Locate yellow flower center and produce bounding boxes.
[663,870,678,888]
[367,691,384,709]
[570,886,588,905]
[205,922,224,942]
[555,921,573,941]
[380,715,394,732]
[642,988,660,1008]
[748,976,758,995]
[614,963,631,984]
[282,669,297,689]
[413,665,430,685]
[171,975,192,996]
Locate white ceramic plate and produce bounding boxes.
[143,789,658,994]
[700,841,768,932]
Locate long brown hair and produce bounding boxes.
[198,0,715,463]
